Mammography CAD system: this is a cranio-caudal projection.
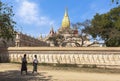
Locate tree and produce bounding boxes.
[47,33,64,47]
[0,1,16,40]
[112,0,119,4]
[72,20,92,47]
[86,6,120,47]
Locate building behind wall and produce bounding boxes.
[15,32,49,47]
[0,8,103,48]
[0,38,15,48]
[0,32,49,47]
[44,8,101,47]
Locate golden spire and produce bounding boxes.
[61,8,70,29]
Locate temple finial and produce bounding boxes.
[64,7,68,17]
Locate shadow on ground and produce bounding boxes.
[0,70,55,81]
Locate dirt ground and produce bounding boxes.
[0,63,120,81]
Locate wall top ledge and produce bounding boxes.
[7,47,120,51]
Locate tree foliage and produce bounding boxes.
[86,6,120,47]
[112,0,119,4]
[47,33,64,47]
[72,20,92,47]
[0,1,16,40]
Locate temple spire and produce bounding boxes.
[61,8,70,29]
[64,8,68,17]
[49,26,55,36]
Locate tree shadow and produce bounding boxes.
[0,70,55,81]
[0,47,9,63]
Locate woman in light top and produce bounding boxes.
[32,55,38,74]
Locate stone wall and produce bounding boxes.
[1,47,120,66]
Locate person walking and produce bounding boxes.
[32,55,38,74]
[21,54,27,75]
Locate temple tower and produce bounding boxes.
[61,8,70,29]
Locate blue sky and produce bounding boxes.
[2,0,118,38]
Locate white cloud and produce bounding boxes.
[16,0,54,26]
[15,0,28,3]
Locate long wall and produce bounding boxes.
[1,47,120,66]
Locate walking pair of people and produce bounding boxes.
[21,54,38,75]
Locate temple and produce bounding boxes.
[0,8,102,47]
[44,8,100,47]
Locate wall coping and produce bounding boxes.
[7,47,120,51]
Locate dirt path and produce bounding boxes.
[0,63,120,81]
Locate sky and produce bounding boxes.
[1,0,118,38]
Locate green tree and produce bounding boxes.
[0,1,16,40]
[72,20,91,47]
[86,6,120,47]
[112,0,119,4]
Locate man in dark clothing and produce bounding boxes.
[21,54,27,75]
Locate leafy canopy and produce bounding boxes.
[87,6,120,47]
[0,0,16,40]
[112,0,119,4]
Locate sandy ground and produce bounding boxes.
[0,63,120,81]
